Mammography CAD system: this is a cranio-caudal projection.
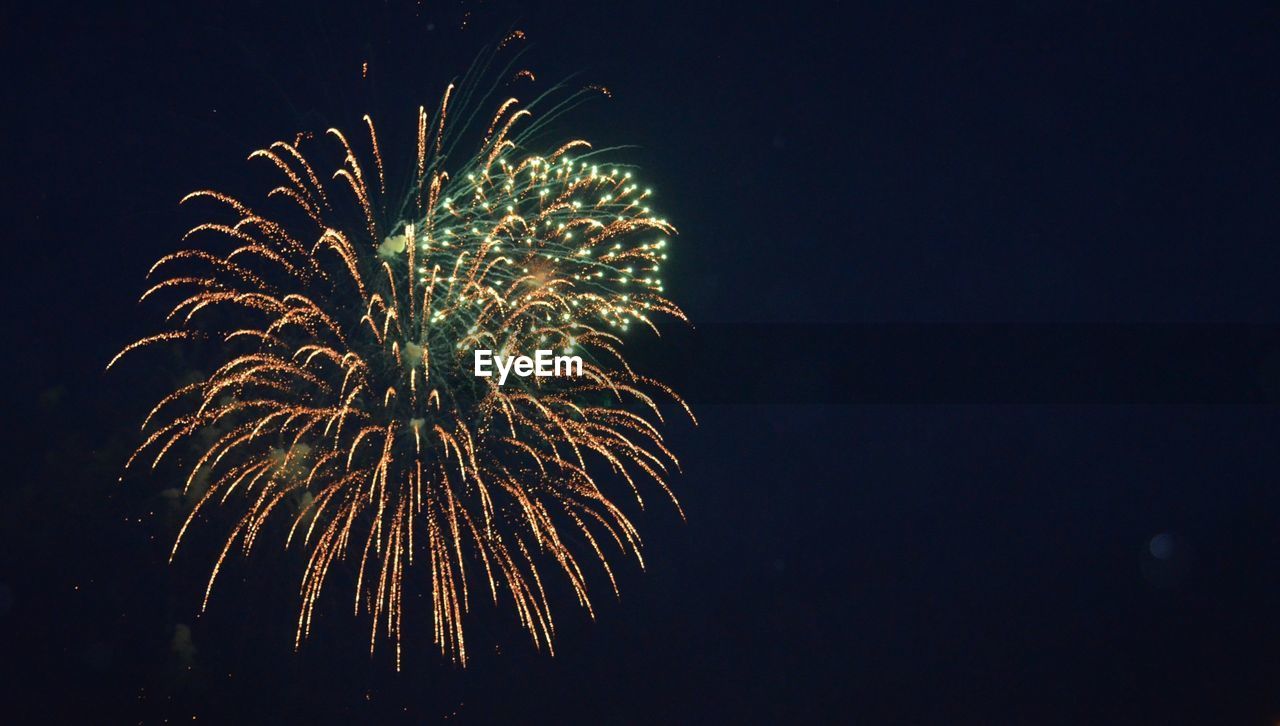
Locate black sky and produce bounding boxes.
[4,1,1280,723]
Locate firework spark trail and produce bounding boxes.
[111,62,692,666]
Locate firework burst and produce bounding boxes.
[110,58,692,666]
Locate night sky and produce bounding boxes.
[5,1,1280,722]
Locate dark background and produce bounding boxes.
[4,1,1280,723]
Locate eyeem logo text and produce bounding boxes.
[474,349,584,386]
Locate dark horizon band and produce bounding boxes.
[623,323,1280,404]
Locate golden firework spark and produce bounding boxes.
[111,67,692,667]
